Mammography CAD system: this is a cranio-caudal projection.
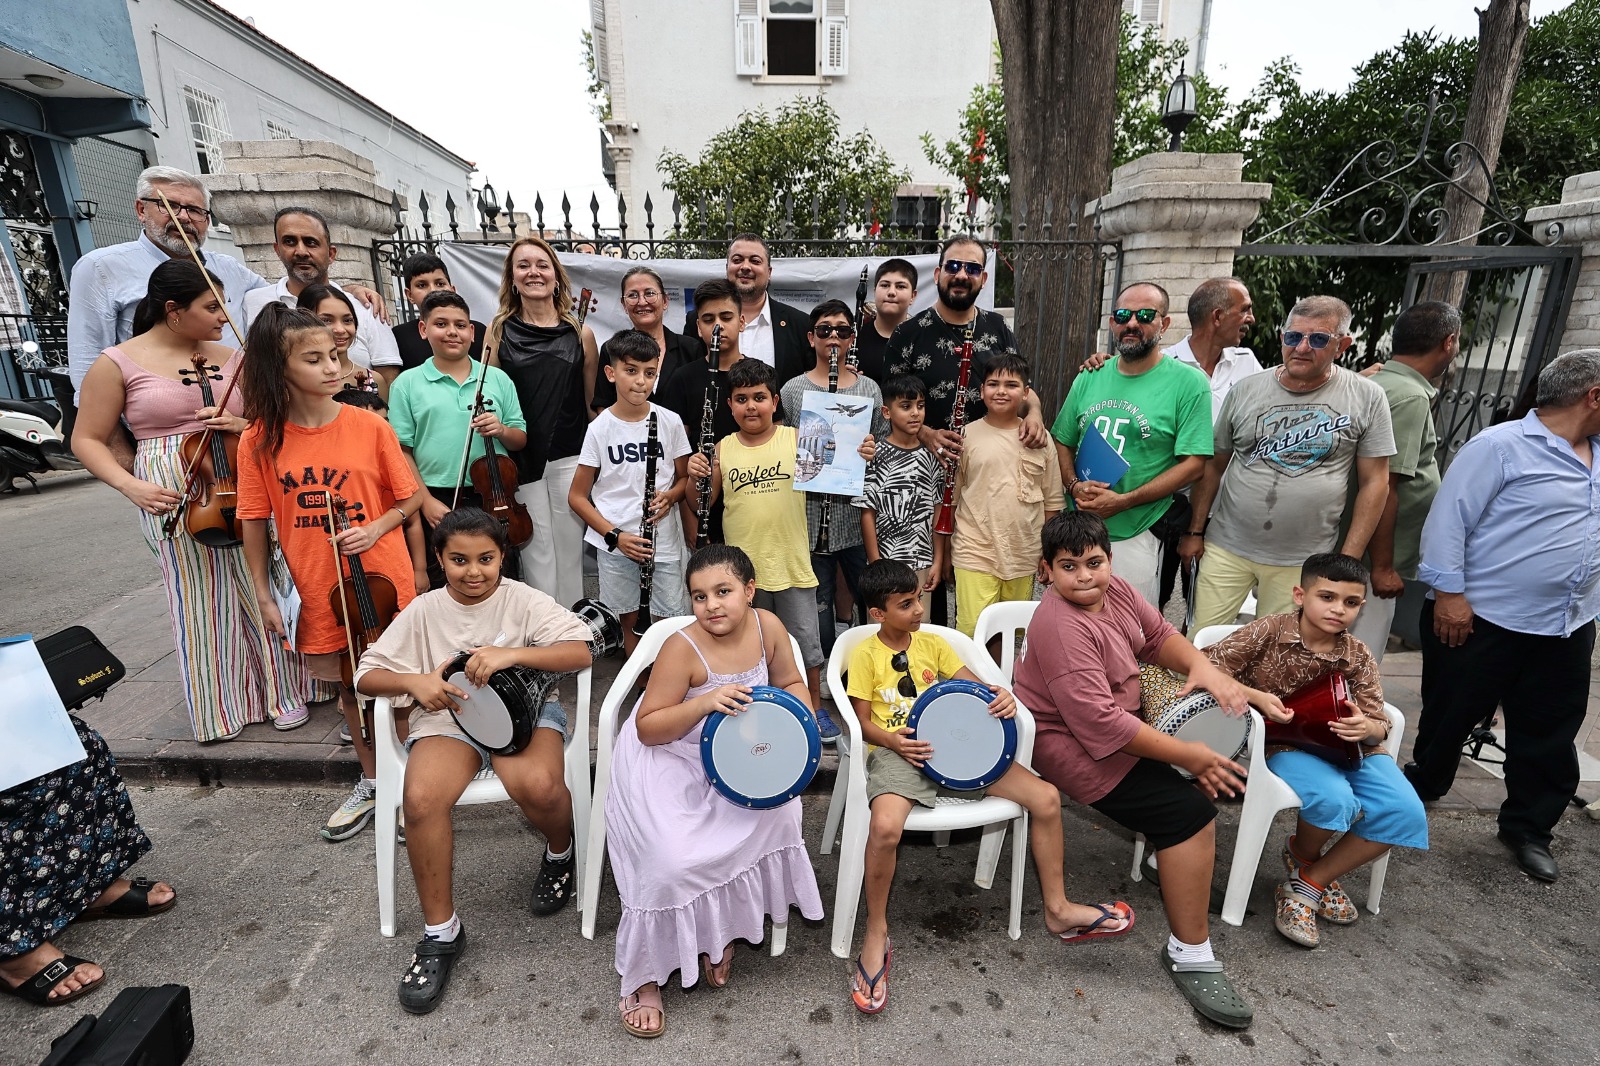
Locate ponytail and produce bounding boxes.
[131,259,224,337]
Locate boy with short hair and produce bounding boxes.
[948,354,1065,638]
[1202,552,1427,950]
[569,329,692,654]
[844,559,1134,1015]
[389,290,527,587]
[781,300,887,660]
[860,375,945,601]
[393,253,486,370]
[1012,511,1260,1029]
[855,259,918,383]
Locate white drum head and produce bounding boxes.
[914,686,1013,789]
[1171,704,1249,763]
[706,701,814,802]
[446,669,513,750]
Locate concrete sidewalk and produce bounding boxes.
[71,580,1600,816]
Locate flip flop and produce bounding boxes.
[1056,901,1136,944]
[1158,944,1254,1029]
[850,956,889,1014]
[620,989,666,1038]
[0,954,103,1007]
[79,878,176,922]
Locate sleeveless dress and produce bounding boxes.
[102,346,325,741]
[606,614,824,994]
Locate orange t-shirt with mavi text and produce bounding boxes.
[238,405,419,654]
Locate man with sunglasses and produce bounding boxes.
[1052,282,1214,606]
[1185,296,1394,631]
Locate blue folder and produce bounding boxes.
[1075,423,1130,487]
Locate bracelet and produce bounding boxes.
[1181,531,1205,539]
[391,506,409,523]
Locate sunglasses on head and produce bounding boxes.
[1281,330,1339,350]
[1111,307,1161,325]
[942,260,985,278]
[890,650,918,699]
[812,324,855,339]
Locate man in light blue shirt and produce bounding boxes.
[1408,349,1600,883]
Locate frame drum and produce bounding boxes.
[700,685,822,809]
[906,679,1018,791]
[443,652,564,756]
[1140,663,1250,767]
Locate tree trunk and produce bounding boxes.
[1421,0,1531,305]
[991,0,1120,415]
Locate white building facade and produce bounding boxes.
[98,0,473,256]
[1124,0,1214,72]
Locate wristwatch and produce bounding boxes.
[604,528,621,551]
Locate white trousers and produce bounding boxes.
[1348,579,1398,663]
[1113,528,1163,607]
[515,455,585,608]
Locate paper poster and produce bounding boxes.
[0,636,88,792]
[795,390,872,497]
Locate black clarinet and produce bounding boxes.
[693,325,723,549]
[813,342,840,553]
[846,265,868,373]
[633,411,658,637]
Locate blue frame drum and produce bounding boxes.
[906,679,1019,791]
[700,685,823,809]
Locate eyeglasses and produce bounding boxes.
[1281,330,1340,350]
[139,198,212,222]
[942,260,985,278]
[812,324,855,339]
[890,650,918,700]
[1112,307,1161,325]
[623,289,661,303]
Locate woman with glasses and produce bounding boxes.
[590,266,704,412]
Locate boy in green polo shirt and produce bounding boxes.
[1052,282,1213,607]
[390,291,527,586]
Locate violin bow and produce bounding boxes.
[324,491,370,741]
[451,352,494,511]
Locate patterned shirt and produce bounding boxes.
[858,441,945,570]
[1201,611,1390,757]
[885,307,1018,432]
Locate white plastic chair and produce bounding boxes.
[973,600,1040,684]
[821,623,1034,959]
[580,615,806,959]
[374,666,594,938]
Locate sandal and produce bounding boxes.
[0,954,103,1007]
[398,926,466,1015]
[80,877,176,922]
[1055,901,1136,944]
[620,986,666,1038]
[1159,944,1254,1029]
[850,939,892,1015]
[530,850,574,916]
[699,944,734,989]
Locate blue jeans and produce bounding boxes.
[811,544,868,657]
[1266,752,1429,850]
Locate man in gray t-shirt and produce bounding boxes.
[1184,296,1395,629]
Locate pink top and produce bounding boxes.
[102,346,244,440]
[1012,576,1178,804]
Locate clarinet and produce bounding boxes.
[633,411,659,637]
[693,325,723,549]
[932,320,976,536]
[846,265,868,373]
[813,342,840,553]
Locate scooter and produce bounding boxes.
[1,342,83,492]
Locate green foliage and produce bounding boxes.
[580,30,612,122]
[658,95,908,254]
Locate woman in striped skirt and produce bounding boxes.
[72,259,325,742]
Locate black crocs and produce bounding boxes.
[530,851,574,916]
[398,926,466,1015]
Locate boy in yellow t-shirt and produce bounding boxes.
[841,560,1134,1016]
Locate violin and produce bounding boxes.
[326,493,400,689]
[171,353,242,547]
[467,393,534,546]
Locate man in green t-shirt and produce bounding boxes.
[1052,281,1214,605]
[1347,301,1459,660]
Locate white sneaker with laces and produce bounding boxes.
[322,777,376,842]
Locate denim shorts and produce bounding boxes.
[406,701,568,772]
[595,548,688,620]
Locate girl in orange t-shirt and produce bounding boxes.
[237,303,427,842]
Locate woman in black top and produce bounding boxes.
[589,265,705,411]
[486,236,598,607]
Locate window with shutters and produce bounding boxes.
[591,0,611,82]
[735,0,848,79]
[182,86,232,175]
[265,118,293,140]
[1123,0,1162,25]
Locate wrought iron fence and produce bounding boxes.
[0,313,70,410]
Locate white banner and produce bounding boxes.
[437,246,996,349]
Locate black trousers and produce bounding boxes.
[1411,599,1592,845]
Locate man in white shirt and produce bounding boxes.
[1165,277,1265,418]
[684,233,807,385]
[240,206,402,383]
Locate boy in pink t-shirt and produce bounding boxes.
[1012,511,1257,1030]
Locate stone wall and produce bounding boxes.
[1528,170,1600,353]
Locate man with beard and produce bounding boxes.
[1051,282,1213,606]
[683,233,808,385]
[241,207,402,384]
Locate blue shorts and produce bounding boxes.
[1266,751,1429,850]
[405,701,568,773]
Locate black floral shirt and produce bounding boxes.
[884,307,1019,431]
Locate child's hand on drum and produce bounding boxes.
[464,645,521,685]
[1182,743,1247,800]
[411,662,470,713]
[703,684,754,717]
[891,727,933,767]
[986,685,1017,719]
[1249,688,1294,724]
[1328,700,1375,742]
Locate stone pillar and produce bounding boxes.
[1088,152,1272,346]
[203,140,403,302]
[1527,171,1600,353]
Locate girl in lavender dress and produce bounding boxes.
[606,545,824,1038]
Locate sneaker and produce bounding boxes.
[813,704,842,745]
[1281,839,1357,924]
[530,850,575,916]
[1273,882,1320,948]
[338,722,352,744]
[321,777,376,842]
[274,705,310,732]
